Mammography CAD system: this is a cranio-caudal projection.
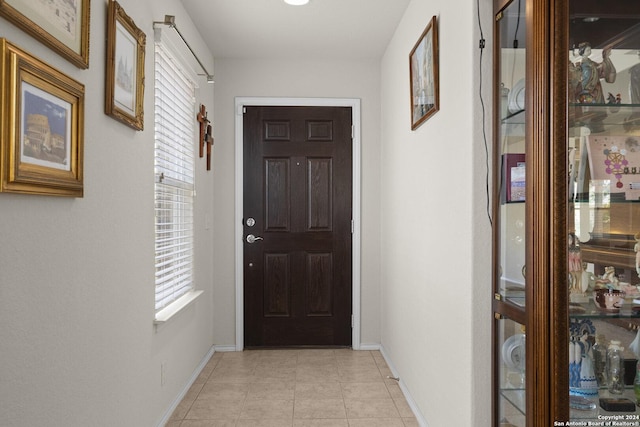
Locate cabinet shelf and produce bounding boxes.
[569,299,640,320]
[500,388,526,416]
[569,104,640,134]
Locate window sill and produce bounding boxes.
[154,290,204,324]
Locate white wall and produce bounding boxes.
[0,0,215,425]
[211,58,383,347]
[380,0,493,425]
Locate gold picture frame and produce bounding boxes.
[105,0,145,131]
[409,15,439,130]
[0,38,84,197]
[0,0,90,69]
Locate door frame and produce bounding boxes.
[234,97,362,351]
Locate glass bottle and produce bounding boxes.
[592,334,607,387]
[606,340,625,394]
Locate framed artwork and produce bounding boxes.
[501,153,526,203]
[105,0,145,130]
[0,38,84,196]
[0,0,90,68]
[586,135,640,200]
[409,15,439,130]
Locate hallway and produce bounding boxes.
[167,349,418,426]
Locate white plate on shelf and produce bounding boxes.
[502,333,526,372]
[508,78,525,114]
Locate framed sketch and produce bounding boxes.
[0,38,84,196]
[409,15,439,130]
[105,0,145,130]
[0,0,90,68]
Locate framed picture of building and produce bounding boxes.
[0,0,90,68]
[105,0,145,130]
[409,15,439,130]
[0,38,84,196]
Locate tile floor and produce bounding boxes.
[166,349,419,427]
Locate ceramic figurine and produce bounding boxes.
[575,42,617,104]
[580,262,596,293]
[596,266,619,289]
[568,233,582,294]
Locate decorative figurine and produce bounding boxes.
[569,233,583,294]
[595,266,619,289]
[569,60,582,103]
[581,262,596,293]
[575,42,617,104]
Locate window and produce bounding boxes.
[154,40,196,311]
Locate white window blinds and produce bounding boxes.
[154,41,196,311]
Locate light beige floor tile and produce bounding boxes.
[254,366,297,382]
[393,397,414,418]
[209,370,257,384]
[213,364,257,375]
[345,399,400,418]
[174,350,416,427]
[164,421,182,427]
[347,418,404,427]
[257,357,298,369]
[340,382,390,400]
[248,382,296,400]
[295,383,342,400]
[222,351,261,360]
[180,421,237,427]
[294,419,349,427]
[297,358,338,369]
[198,382,250,400]
[334,349,371,358]
[239,399,294,420]
[258,349,301,358]
[402,417,420,426]
[294,399,347,419]
[236,419,293,427]
[194,367,215,385]
[377,366,395,379]
[384,382,405,399]
[337,367,382,382]
[170,398,196,421]
[336,357,376,366]
[296,367,340,382]
[185,399,244,420]
[298,349,337,359]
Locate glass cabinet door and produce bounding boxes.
[495,0,526,308]
[494,0,527,425]
[566,1,640,422]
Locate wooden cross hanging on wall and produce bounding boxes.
[197,104,209,158]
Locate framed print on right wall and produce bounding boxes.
[409,15,439,130]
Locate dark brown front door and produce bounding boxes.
[243,106,353,347]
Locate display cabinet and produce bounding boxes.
[493,0,640,425]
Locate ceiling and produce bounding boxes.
[180,0,412,60]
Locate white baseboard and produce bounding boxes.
[157,345,216,427]
[358,343,381,351]
[213,345,238,352]
[379,345,429,427]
